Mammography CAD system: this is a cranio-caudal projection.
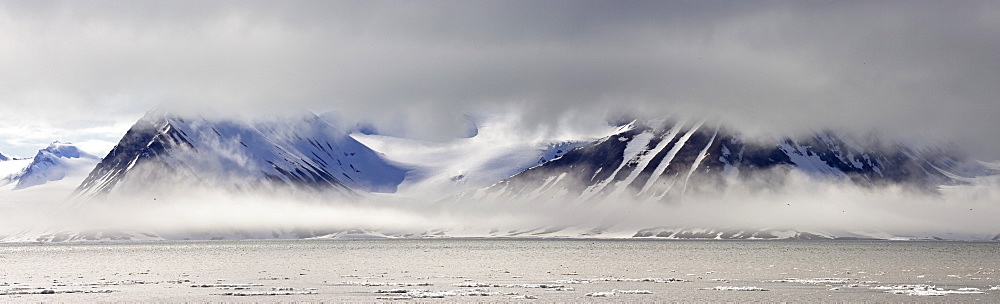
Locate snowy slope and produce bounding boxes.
[0,151,9,161]
[72,109,407,201]
[352,122,592,201]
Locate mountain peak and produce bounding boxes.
[3,141,100,190]
[36,141,91,160]
[73,111,408,201]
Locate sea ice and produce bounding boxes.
[590,277,686,283]
[710,286,769,291]
[190,283,264,288]
[0,288,116,295]
[376,288,507,298]
[451,282,565,289]
[585,291,616,297]
[769,278,852,284]
[374,288,422,294]
[873,284,986,296]
[336,281,432,287]
[218,291,317,296]
[585,289,653,296]
[510,294,538,299]
[615,289,653,294]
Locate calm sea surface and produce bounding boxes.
[1,239,998,302]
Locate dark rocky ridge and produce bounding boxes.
[451,119,968,204]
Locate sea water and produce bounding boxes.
[1,239,998,302]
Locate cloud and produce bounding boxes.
[5,166,1000,239]
[0,117,131,157]
[0,1,998,158]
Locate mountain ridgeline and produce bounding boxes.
[7,112,995,242]
[72,110,407,201]
[449,119,965,205]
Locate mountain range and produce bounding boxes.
[2,110,997,242]
[450,118,967,205]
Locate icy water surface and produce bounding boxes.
[1,239,999,302]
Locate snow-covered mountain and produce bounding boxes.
[72,109,408,201]
[0,151,9,161]
[9,113,998,242]
[1,142,101,190]
[450,118,972,205]
[429,118,996,240]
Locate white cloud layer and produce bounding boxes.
[1,1,998,159]
[4,167,1000,239]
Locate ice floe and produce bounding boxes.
[709,286,769,291]
[55,280,163,286]
[768,278,852,284]
[334,281,432,287]
[585,291,616,297]
[190,283,264,288]
[218,290,317,296]
[872,284,986,296]
[452,282,566,289]
[590,277,687,283]
[375,288,514,298]
[0,288,116,295]
[374,288,423,294]
[615,289,653,294]
[585,289,653,297]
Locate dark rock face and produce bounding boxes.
[74,116,185,197]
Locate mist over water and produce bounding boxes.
[4,164,999,240]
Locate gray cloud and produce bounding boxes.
[1,0,998,158]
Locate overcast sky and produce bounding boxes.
[1,0,998,159]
